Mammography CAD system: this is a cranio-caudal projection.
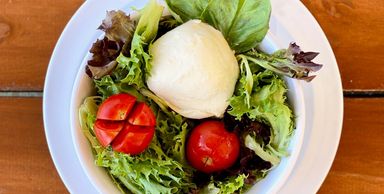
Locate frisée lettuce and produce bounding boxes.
[228,62,294,163]
[200,174,247,194]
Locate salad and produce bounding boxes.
[79,0,322,193]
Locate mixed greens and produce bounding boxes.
[79,0,322,193]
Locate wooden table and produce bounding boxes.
[0,0,383,193]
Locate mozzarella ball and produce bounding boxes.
[147,20,239,119]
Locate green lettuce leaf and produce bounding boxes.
[79,96,103,154]
[94,75,145,101]
[156,111,189,165]
[134,0,164,43]
[113,0,164,88]
[165,0,271,53]
[228,69,293,159]
[244,135,280,165]
[201,174,247,194]
[96,142,195,194]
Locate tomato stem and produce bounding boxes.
[202,156,213,167]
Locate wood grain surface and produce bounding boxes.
[318,98,384,193]
[0,98,66,193]
[301,0,384,90]
[0,0,83,91]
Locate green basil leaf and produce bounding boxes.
[165,0,271,53]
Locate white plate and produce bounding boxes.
[43,0,343,193]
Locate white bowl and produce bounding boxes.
[70,26,305,194]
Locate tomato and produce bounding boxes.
[94,119,124,147]
[111,123,155,155]
[186,120,240,173]
[93,93,156,155]
[128,102,156,126]
[96,93,136,121]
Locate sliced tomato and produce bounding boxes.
[94,119,125,147]
[96,93,136,121]
[128,102,156,127]
[111,123,155,155]
[93,93,156,154]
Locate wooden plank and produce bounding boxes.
[318,98,384,193]
[0,97,67,193]
[0,0,83,91]
[301,0,384,90]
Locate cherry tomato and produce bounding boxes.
[128,102,156,127]
[111,123,155,155]
[94,119,124,147]
[186,120,240,173]
[93,93,157,155]
[97,93,136,121]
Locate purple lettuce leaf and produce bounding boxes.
[239,43,323,82]
[86,37,121,78]
[86,10,136,79]
[98,10,136,44]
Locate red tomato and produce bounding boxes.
[93,93,157,155]
[97,93,136,121]
[111,123,155,155]
[186,120,240,173]
[94,120,124,147]
[128,102,156,127]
